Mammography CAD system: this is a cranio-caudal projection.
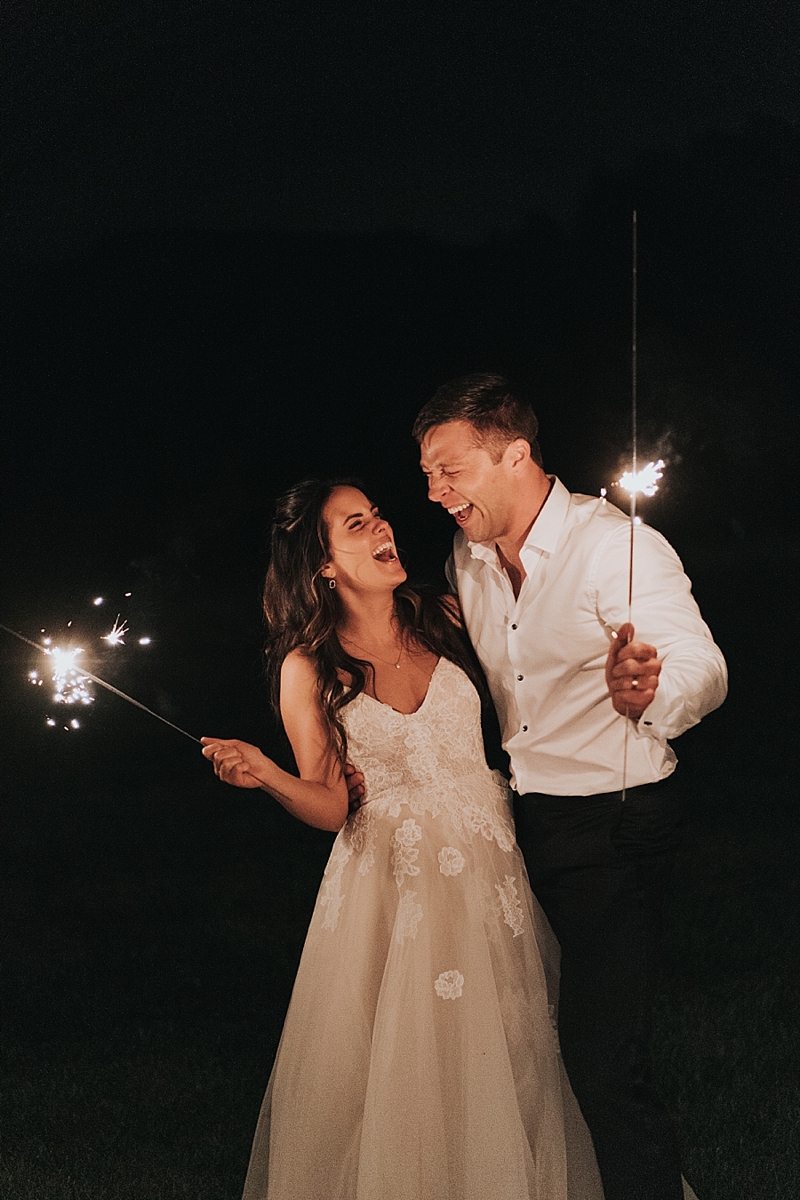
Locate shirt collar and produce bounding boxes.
[468,476,569,565]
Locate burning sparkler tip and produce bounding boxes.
[617,459,666,498]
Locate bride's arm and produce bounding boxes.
[201,650,349,832]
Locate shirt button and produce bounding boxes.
[517,674,523,681]
[511,623,517,630]
[522,724,528,732]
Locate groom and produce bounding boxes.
[413,373,727,1200]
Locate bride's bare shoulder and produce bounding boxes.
[280,647,319,689]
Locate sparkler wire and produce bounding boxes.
[0,623,200,744]
[621,211,638,802]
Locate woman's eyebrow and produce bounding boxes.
[344,504,378,521]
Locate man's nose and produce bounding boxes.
[427,474,447,502]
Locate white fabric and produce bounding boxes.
[242,658,604,1200]
[448,478,728,796]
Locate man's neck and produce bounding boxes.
[493,473,553,590]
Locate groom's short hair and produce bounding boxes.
[412,373,543,467]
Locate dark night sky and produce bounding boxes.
[2,0,798,749]
[4,1,799,252]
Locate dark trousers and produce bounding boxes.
[514,778,684,1200]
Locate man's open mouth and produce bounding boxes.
[447,503,473,525]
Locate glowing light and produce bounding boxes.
[138,637,151,646]
[103,616,129,646]
[93,597,104,606]
[1,621,199,744]
[46,646,94,707]
[618,459,665,498]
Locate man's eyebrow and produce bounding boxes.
[421,459,458,470]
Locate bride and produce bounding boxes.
[202,478,604,1200]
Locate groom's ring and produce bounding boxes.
[630,677,638,689]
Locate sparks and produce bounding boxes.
[2,621,200,744]
[618,459,665,498]
[45,645,94,707]
[103,616,129,646]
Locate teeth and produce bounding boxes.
[373,541,394,558]
[447,503,471,515]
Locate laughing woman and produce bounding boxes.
[202,479,603,1200]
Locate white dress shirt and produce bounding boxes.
[448,477,728,796]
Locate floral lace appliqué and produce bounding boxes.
[395,890,424,943]
[495,875,525,938]
[345,803,378,876]
[320,838,353,931]
[434,969,465,1000]
[438,846,465,876]
[392,818,422,884]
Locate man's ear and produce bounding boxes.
[505,437,531,469]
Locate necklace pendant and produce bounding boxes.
[395,662,400,669]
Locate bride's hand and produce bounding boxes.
[201,737,271,789]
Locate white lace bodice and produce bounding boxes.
[341,657,515,851]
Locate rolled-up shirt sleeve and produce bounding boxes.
[593,523,728,742]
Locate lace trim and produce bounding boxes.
[396,890,424,943]
[392,818,423,884]
[319,838,353,932]
[495,874,525,938]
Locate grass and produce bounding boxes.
[652,736,800,1200]
[2,688,798,1199]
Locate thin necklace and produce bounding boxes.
[340,633,404,669]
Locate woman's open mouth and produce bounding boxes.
[372,540,398,563]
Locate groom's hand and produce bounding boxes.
[344,761,366,810]
[606,622,661,719]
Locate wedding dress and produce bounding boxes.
[242,657,604,1200]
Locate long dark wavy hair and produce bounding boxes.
[262,478,490,767]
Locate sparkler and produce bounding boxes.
[1,621,200,744]
[613,214,667,800]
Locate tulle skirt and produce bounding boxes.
[242,789,603,1200]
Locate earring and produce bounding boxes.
[328,578,336,590]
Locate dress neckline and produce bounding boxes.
[360,657,443,717]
